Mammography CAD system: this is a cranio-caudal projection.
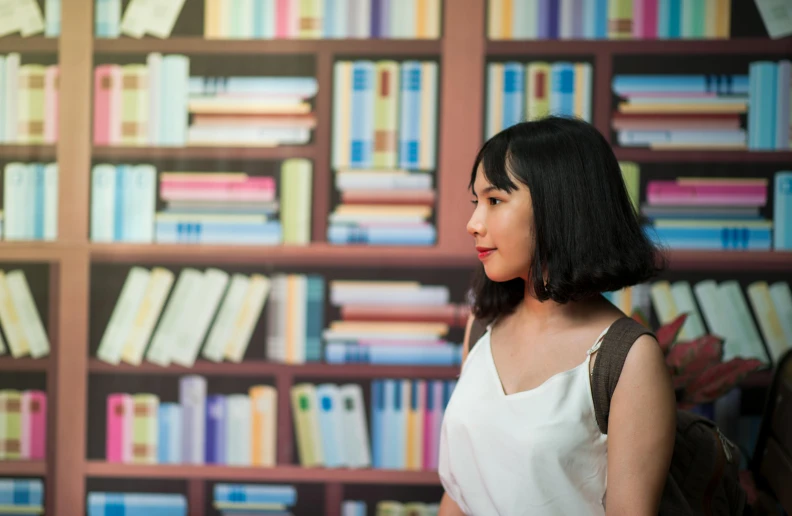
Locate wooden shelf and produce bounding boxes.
[614,148,792,163]
[488,37,792,56]
[93,37,442,56]
[84,462,440,485]
[0,145,56,160]
[0,357,49,373]
[89,242,477,267]
[665,251,792,272]
[92,145,317,161]
[0,242,69,263]
[0,37,58,53]
[88,359,459,379]
[0,460,46,476]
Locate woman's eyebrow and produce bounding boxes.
[472,185,499,197]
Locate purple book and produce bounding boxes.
[205,395,227,464]
[371,0,382,37]
[179,375,207,464]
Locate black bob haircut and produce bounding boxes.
[469,115,666,323]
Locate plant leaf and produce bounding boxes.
[666,335,724,376]
[683,359,765,405]
[655,313,688,353]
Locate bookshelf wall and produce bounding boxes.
[0,0,791,515]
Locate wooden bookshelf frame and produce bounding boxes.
[0,1,790,515]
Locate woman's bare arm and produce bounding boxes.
[605,334,676,515]
[438,492,466,516]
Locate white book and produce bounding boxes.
[146,53,162,145]
[179,375,206,464]
[121,267,174,366]
[649,280,679,326]
[0,327,6,355]
[3,163,31,240]
[5,270,50,358]
[265,274,287,363]
[488,0,503,38]
[146,267,202,366]
[224,274,270,363]
[330,282,449,306]
[693,280,734,358]
[144,0,187,38]
[720,281,769,363]
[91,164,117,242]
[202,273,250,362]
[339,383,370,468]
[225,394,252,466]
[747,281,789,364]
[289,275,307,365]
[43,163,58,241]
[4,53,19,142]
[670,281,706,340]
[97,267,150,364]
[170,268,229,368]
[315,383,346,468]
[17,0,45,36]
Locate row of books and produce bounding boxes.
[606,278,792,366]
[97,268,467,368]
[204,0,443,40]
[2,163,58,241]
[106,380,276,466]
[211,483,297,515]
[325,280,467,366]
[0,390,46,461]
[343,499,440,516]
[0,478,43,514]
[0,55,59,144]
[487,0,731,40]
[485,61,593,139]
[611,60,791,150]
[0,0,58,38]
[637,171,792,251]
[292,379,454,470]
[0,269,50,359]
[90,160,312,245]
[332,60,438,171]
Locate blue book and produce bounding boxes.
[157,403,182,464]
[155,221,283,245]
[94,0,121,37]
[205,395,226,465]
[87,493,187,516]
[305,276,325,362]
[594,0,608,38]
[0,479,43,506]
[45,0,60,36]
[399,61,423,170]
[33,164,45,240]
[668,0,681,38]
[214,483,297,505]
[537,0,550,39]
[370,380,384,468]
[327,224,436,246]
[502,62,525,129]
[350,61,375,168]
[774,171,792,250]
[748,62,778,150]
[547,0,560,39]
[370,0,382,37]
[113,164,127,241]
[550,62,575,117]
[316,384,344,467]
[324,343,462,366]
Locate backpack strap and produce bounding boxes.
[591,316,656,435]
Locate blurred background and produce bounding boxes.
[0,0,790,514]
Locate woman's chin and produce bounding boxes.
[482,265,518,283]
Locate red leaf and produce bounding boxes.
[655,313,688,353]
[684,359,765,404]
[666,335,724,376]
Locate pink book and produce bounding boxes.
[276,0,291,38]
[643,0,658,39]
[93,65,114,145]
[44,66,59,143]
[422,380,444,470]
[106,394,133,463]
[159,177,275,190]
[633,0,645,38]
[25,391,46,460]
[160,188,276,202]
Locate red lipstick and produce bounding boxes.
[476,246,496,260]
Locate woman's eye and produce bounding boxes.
[489,198,501,205]
[470,199,478,205]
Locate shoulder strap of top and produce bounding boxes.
[591,316,657,435]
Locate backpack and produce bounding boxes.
[466,315,747,516]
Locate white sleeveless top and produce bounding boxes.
[438,324,611,516]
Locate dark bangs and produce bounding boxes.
[469,116,666,323]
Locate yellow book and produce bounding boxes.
[281,158,313,245]
[120,64,148,145]
[373,61,400,168]
[676,177,767,186]
[223,274,271,363]
[608,0,633,39]
[17,65,46,144]
[0,270,30,358]
[291,383,323,467]
[501,0,513,39]
[618,102,747,114]
[419,62,438,170]
[525,62,550,121]
[650,280,679,326]
[121,267,175,366]
[250,385,277,467]
[333,205,432,217]
[715,0,730,39]
[299,0,323,39]
[204,0,221,38]
[131,394,159,464]
[488,0,502,39]
[332,62,353,170]
[487,63,503,137]
[618,161,641,212]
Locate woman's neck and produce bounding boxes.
[512,286,610,334]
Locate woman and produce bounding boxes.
[438,116,676,515]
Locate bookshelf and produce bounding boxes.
[0,1,790,515]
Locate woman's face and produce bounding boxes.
[466,164,535,283]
